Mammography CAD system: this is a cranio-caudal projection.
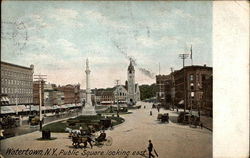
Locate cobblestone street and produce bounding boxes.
[0,102,212,158]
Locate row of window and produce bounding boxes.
[1,87,32,94]
[1,78,32,87]
[1,70,32,80]
[116,92,127,96]
[9,98,33,104]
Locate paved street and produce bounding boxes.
[0,102,212,158]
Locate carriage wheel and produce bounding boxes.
[105,136,113,146]
[95,142,104,148]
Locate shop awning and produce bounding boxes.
[101,101,113,104]
[0,106,16,114]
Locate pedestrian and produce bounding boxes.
[200,123,203,129]
[87,136,93,148]
[150,111,152,116]
[148,140,155,158]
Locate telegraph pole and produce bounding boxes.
[34,74,47,131]
[170,67,175,111]
[179,53,189,115]
[179,54,189,67]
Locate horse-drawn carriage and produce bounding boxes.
[157,113,169,123]
[66,127,112,148]
[0,116,19,129]
[71,131,112,148]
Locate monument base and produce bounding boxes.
[82,104,96,116]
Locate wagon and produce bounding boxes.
[157,114,163,121]
[71,132,112,148]
[161,113,169,123]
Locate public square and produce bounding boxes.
[0,102,212,158]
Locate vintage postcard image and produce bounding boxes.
[1,1,213,158]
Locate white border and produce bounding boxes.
[213,1,249,157]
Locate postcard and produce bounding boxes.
[1,1,249,158]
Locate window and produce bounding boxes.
[196,74,199,82]
[190,74,194,81]
[190,83,194,91]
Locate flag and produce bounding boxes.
[190,45,193,59]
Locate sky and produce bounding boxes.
[1,1,212,89]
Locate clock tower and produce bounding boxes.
[127,60,135,104]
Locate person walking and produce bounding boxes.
[148,140,155,158]
[87,136,93,148]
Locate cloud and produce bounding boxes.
[51,8,78,20]
[84,10,129,29]
[136,36,158,47]
[56,39,80,54]
[49,8,84,28]
[136,35,179,48]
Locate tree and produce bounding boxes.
[139,84,157,101]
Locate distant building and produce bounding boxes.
[57,84,80,104]
[33,80,45,106]
[100,91,114,105]
[93,61,141,106]
[44,84,64,106]
[1,61,34,106]
[113,85,128,104]
[156,74,172,109]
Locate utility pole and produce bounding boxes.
[170,67,175,111]
[34,74,47,131]
[114,80,120,111]
[179,53,189,116]
[179,54,189,68]
[159,62,161,75]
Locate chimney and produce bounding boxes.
[204,64,207,67]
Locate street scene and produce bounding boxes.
[1,1,213,158]
[1,102,212,158]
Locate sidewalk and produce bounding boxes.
[200,116,213,131]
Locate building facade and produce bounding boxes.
[156,74,172,109]
[100,91,114,105]
[173,65,212,112]
[202,75,213,116]
[33,80,45,105]
[57,84,80,104]
[1,61,34,106]
[113,85,128,104]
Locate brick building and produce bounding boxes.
[33,80,45,105]
[1,61,34,106]
[156,75,173,109]
[57,84,80,104]
[173,65,212,112]
[100,91,114,105]
[202,75,213,116]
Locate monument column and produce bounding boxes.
[82,58,96,115]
